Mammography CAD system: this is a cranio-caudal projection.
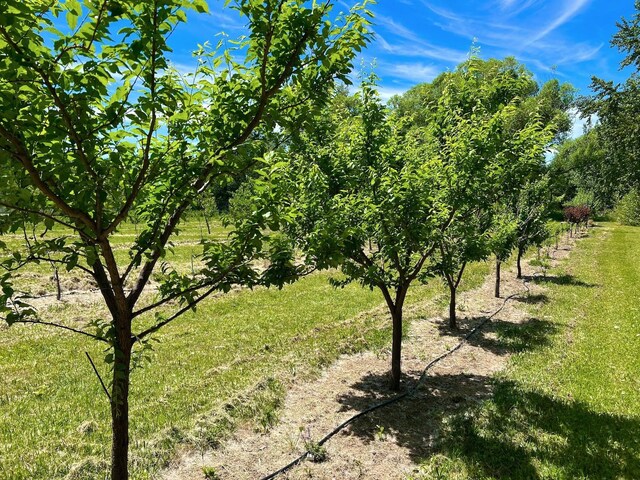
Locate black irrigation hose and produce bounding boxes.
[260,288,524,480]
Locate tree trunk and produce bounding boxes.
[53,265,62,301]
[448,283,457,329]
[110,320,132,480]
[391,308,403,391]
[203,213,211,235]
[516,247,523,279]
[495,259,501,298]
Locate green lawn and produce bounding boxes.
[414,223,640,479]
[0,219,490,480]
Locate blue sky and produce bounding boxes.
[170,0,635,98]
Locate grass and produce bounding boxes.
[413,223,640,479]
[0,221,490,480]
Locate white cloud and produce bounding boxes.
[569,108,598,139]
[378,86,409,102]
[375,14,467,63]
[385,62,439,83]
[527,0,591,45]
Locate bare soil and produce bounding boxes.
[159,233,580,480]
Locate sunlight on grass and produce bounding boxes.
[413,224,640,480]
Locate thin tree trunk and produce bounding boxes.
[110,316,132,480]
[516,247,523,279]
[391,307,403,391]
[495,259,501,298]
[51,262,62,301]
[448,282,457,329]
[203,213,211,235]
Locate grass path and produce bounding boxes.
[416,223,640,479]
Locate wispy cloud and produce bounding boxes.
[378,86,409,102]
[419,0,597,70]
[374,14,468,63]
[527,0,591,45]
[384,62,440,83]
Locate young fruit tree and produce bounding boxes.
[488,206,519,298]
[0,1,371,478]
[267,67,548,390]
[436,215,491,329]
[271,82,450,391]
[393,57,563,325]
[514,178,553,279]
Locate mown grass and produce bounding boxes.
[413,223,640,480]
[0,220,491,480]
[0,218,231,296]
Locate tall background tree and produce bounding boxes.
[564,1,640,215]
[0,1,371,478]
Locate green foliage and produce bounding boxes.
[515,178,553,253]
[202,466,220,480]
[549,129,610,211]
[613,189,640,226]
[227,182,256,223]
[0,0,373,326]
[488,207,519,262]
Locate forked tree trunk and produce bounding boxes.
[516,247,524,279]
[390,307,403,391]
[495,259,501,298]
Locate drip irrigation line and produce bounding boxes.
[260,287,524,480]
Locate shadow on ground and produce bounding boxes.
[333,312,639,479]
[524,274,598,288]
[434,316,558,357]
[428,380,640,479]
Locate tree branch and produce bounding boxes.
[11,318,108,342]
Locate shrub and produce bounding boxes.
[563,205,591,226]
[614,190,640,226]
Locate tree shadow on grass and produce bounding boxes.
[435,316,558,357]
[465,317,558,356]
[431,380,640,479]
[334,314,640,479]
[514,293,549,305]
[524,274,598,288]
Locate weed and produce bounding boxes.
[202,466,219,480]
[301,426,328,463]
